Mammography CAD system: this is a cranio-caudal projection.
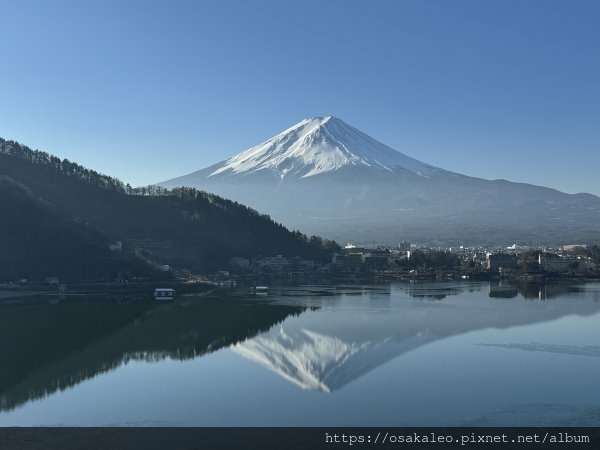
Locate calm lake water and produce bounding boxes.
[1,281,600,427]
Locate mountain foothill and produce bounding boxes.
[0,138,337,282]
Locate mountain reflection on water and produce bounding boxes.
[1,281,599,417]
[232,282,600,393]
[0,295,306,412]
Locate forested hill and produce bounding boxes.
[0,176,160,281]
[0,138,338,281]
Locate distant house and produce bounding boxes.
[344,253,364,272]
[398,241,411,252]
[364,255,391,272]
[256,255,288,273]
[288,256,315,273]
[486,252,518,270]
[539,254,574,272]
[332,253,344,270]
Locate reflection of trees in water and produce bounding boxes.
[405,281,587,301]
[0,295,306,412]
[407,282,475,300]
[234,283,600,394]
[488,283,519,299]
[488,281,587,300]
[514,282,585,300]
[337,285,393,296]
[412,294,447,301]
[3,282,596,412]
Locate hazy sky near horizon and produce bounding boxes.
[1,0,599,194]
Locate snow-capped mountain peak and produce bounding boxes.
[209,116,436,179]
[159,116,600,246]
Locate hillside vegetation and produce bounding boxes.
[0,138,338,281]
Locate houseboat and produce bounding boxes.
[154,288,175,301]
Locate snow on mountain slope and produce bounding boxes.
[232,327,370,392]
[159,116,600,245]
[230,288,600,393]
[208,116,438,179]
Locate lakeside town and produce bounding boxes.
[230,241,598,277]
[3,239,600,300]
[180,241,600,286]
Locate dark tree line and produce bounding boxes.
[0,139,127,193]
[0,137,340,279]
[0,175,162,281]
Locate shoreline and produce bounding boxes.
[2,276,598,302]
[0,280,214,302]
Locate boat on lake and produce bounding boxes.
[249,286,269,295]
[154,288,175,300]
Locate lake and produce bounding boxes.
[1,281,599,427]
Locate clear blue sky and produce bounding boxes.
[1,0,599,194]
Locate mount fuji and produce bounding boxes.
[161,117,600,245]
